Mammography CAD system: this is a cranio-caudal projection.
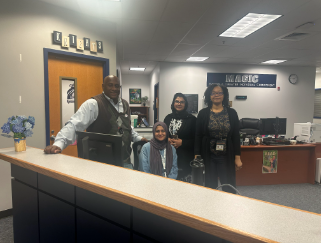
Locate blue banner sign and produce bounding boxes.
[207,73,277,88]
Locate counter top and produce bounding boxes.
[1,147,321,243]
[241,144,316,149]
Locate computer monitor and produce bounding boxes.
[76,131,123,167]
[260,118,287,136]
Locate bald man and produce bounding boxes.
[44,75,147,169]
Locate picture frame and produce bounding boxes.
[60,77,78,128]
[129,88,141,104]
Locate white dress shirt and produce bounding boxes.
[53,92,142,150]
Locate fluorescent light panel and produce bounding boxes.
[220,13,282,38]
[130,67,146,71]
[262,60,287,64]
[186,57,209,62]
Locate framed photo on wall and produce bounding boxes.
[60,77,78,128]
[129,88,141,104]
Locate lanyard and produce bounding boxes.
[161,149,167,177]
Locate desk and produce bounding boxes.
[1,147,321,243]
[237,144,316,186]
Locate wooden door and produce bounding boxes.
[48,54,103,157]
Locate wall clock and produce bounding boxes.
[289,74,298,84]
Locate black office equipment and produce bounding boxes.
[190,156,205,186]
[239,118,260,136]
[260,117,287,137]
[184,94,198,113]
[236,95,247,100]
[76,131,123,167]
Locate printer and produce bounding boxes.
[293,123,321,143]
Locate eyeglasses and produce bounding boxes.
[211,92,223,96]
[174,100,185,105]
[107,83,121,89]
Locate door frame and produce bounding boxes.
[43,48,109,145]
[154,83,159,124]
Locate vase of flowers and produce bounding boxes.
[1,116,35,152]
[141,96,148,106]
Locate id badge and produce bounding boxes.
[216,140,226,151]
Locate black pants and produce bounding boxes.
[205,153,235,194]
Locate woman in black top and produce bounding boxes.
[195,84,242,193]
[164,93,197,180]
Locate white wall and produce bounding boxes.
[315,72,321,89]
[149,64,160,125]
[0,0,117,212]
[158,62,316,138]
[121,74,150,108]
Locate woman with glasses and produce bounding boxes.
[139,122,178,179]
[164,93,197,180]
[195,84,242,193]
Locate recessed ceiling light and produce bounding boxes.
[130,67,145,71]
[261,60,287,64]
[186,57,209,62]
[220,13,282,38]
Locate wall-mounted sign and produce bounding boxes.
[69,34,77,47]
[62,36,69,48]
[84,38,90,50]
[52,31,103,53]
[207,73,277,88]
[53,31,62,44]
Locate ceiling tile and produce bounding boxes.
[193,45,229,57]
[283,33,321,51]
[123,41,151,55]
[233,47,274,59]
[164,56,190,62]
[123,53,167,62]
[265,1,321,30]
[199,0,263,27]
[250,0,311,15]
[160,0,211,23]
[122,20,159,41]
[210,46,252,58]
[169,44,203,57]
[180,23,226,45]
[151,21,194,43]
[121,0,168,21]
[147,42,178,55]
[256,48,317,60]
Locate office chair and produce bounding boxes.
[239,118,260,136]
[132,140,148,170]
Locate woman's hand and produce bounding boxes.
[235,156,242,171]
[172,138,182,149]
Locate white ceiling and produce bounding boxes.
[40,0,321,74]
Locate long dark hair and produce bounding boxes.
[204,84,230,108]
[170,93,188,113]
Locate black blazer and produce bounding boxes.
[194,107,241,187]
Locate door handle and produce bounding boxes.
[50,135,56,141]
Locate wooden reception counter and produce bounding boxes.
[237,144,316,186]
[1,147,321,243]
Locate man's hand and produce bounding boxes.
[141,137,148,143]
[235,156,242,171]
[44,145,62,154]
[172,138,182,149]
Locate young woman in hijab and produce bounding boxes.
[139,122,178,179]
[195,84,242,194]
[164,93,197,180]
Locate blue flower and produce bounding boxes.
[24,130,33,137]
[18,115,27,120]
[1,123,11,134]
[24,122,32,130]
[15,116,25,124]
[10,118,20,125]
[7,116,15,123]
[12,124,25,133]
[28,116,35,127]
